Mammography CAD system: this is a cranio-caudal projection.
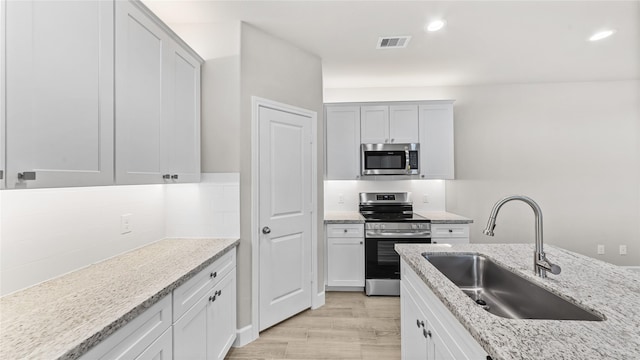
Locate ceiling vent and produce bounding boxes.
[377,36,411,49]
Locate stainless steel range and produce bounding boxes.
[359,192,431,296]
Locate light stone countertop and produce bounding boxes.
[415,211,473,224]
[324,210,472,224]
[395,243,640,360]
[324,211,365,223]
[0,237,239,360]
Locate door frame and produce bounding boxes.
[250,96,319,342]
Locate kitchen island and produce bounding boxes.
[396,243,640,360]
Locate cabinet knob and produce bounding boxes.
[433,241,438,244]
[210,272,217,278]
[449,229,453,233]
[162,174,171,180]
[391,138,395,143]
[0,170,4,180]
[360,241,363,245]
[209,295,216,302]
[344,229,348,233]
[416,319,424,328]
[171,174,179,180]
[423,329,432,338]
[356,175,360,179]
[18,172,36,181]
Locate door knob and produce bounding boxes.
[262,227,271,234]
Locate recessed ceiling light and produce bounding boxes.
[425,20,446,32]
[588,29,616,42]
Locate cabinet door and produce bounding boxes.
[360,105,389,144]
[208,270,237,360]
[419,103,455,179]
[173,291,209,360]
[5,0,114,189]
[389,105,419,144]
[327,237,364,287]
[115,0,168,185]
[401,282,429,360]
[164,45,201,183]
[325,106,361,180]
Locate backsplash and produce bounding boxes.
[0,173,240,296]
[165,173,240,238]
[324,179,446,212]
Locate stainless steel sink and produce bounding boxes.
[422,253,604,321]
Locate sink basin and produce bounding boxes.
[422,253,604,321]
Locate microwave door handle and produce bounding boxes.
[405,148,410,172]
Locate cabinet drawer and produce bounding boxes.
[80,295,172,360]
[326,224,364,238]
[432,237,469,245]
[431,224,469,238]
[173,249,236,322]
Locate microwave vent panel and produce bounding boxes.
[377,36,411,49]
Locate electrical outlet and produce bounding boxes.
[619,245,627,255]
[121,214,132,234]
[338,194,344,204]
[597,245,605,255]
[422,194,429,203]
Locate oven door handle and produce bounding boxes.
[366,231,431,237]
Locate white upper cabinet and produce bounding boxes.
[389,105,420,143]
[325,106,361,180]
[360,105,419,144]
[115,0,167,185]
[165,46,201,183]
[419,102,455,179]
[115,0,202,185]
[360,105,389,143]
[4,0,114,189]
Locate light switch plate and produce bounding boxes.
[619,245,627,255]
[121,214,132,234]
[597,245,605,255]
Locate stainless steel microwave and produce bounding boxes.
[361,143,420,176]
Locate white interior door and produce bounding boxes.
[259,105,312,331]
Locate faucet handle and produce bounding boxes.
[540,255,562,275]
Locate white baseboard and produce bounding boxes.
[312,290,325,309]
[233,325,257,347]
[622,266,640,273]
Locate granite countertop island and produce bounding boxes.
[0,237,239,360]
[324,210,473,224]
[395,243,640,360]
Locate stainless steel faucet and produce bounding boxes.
[483,195,561,278]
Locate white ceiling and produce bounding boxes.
[143,0,640,88]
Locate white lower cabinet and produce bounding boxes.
[401,259,487,359]
[326,224,365,288]
[79,296,173,360]
[430,224,470,245]
[79,249,236,360]
[135,327,173,360]
[173,256,237,360]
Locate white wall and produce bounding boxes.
[325,80,640,266]
[0,173,240,296]
[0,185,165,295]
[324,180,446,213]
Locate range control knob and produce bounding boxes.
[374,224,380,230]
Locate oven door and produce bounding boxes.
[365,237,430,280]
[361,143,419,175]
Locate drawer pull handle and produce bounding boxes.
[18,172,36,181]
[210,272,217,278]
[448,229,453,233]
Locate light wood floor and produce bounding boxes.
[225,291,401,360]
